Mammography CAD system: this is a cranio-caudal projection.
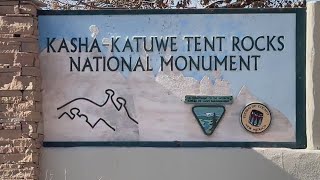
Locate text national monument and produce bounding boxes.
[39,9,306,148]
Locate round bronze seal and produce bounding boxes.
[240,103,271,133]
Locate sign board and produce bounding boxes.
[39,9,306,148]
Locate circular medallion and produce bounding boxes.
[240,103,271,133]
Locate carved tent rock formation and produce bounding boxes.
[155,72,231,100]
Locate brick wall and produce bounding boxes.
[0,0,43,179]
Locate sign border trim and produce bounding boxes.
[39,8,307,149]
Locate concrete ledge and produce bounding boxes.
[307,1,320,150]
[256,148,320,180]
[41,148,320,180]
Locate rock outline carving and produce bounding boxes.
[57,89,138,131]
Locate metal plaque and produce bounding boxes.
[185,95,233,104]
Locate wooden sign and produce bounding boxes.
[39,9,306,148]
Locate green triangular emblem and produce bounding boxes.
[192,106,225,135]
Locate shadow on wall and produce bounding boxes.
[40,148,320,180]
